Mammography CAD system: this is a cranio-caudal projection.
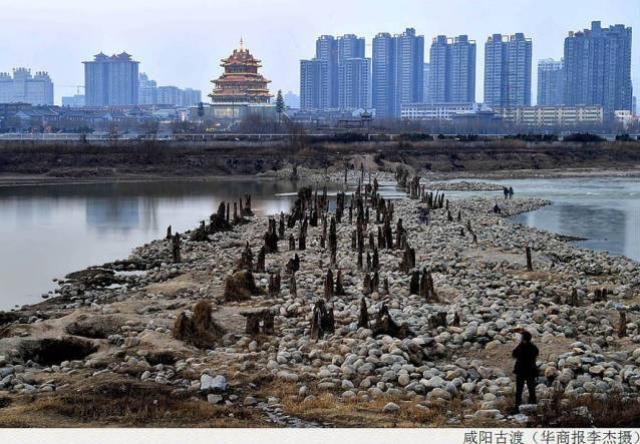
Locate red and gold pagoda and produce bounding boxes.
[209,39,272,103]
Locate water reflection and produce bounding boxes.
[0,179,309,309]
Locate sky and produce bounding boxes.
[1,0,638,105]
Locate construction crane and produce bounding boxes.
[58,85,85,95]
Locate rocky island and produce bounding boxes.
[0,167,638,428]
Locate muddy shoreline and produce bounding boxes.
[0,166,639,189]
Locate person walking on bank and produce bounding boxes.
[512,330,539,412]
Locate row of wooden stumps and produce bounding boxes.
[167,195,253,263]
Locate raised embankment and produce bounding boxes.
[0,139,639,179]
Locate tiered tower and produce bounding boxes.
[209,39,272,103]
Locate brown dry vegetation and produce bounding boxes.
[0,139,639,179]
[0,373,267,428]
[254,380,511,428]
[535,390,640,428]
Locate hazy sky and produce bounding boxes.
[1,0,638,105]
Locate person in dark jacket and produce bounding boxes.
[512,330,539,411]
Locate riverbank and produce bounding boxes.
[1,139,640,183]
[0,171,639,427]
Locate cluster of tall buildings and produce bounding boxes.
[0,68,54,106]
[300,34,371,112]
[83,53,202,108]
[300,21,634,121]
[0,53,201,109]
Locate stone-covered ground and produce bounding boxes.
[0,174,638,427]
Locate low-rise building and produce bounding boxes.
[138,73,201,107]
[189,102,276,123]
[493,105,604,126]
[400,102,484,120]
[61,95,85,107]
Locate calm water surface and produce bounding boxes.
[0,177,637,309]
[0,179,403,309]
[449,177,640,263]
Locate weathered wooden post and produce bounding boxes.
[358,297,369,328]
[310,299,335,341]
[279,213,285,238]
[526,246,533,271]
[172,233,181,263]
[372,271,379,293]
[233,202,239,224]
[619,311,627,338]
[298,231,306,250]
[409,270,419,294]
[569,288,579,306]
[324,269,334,299]
[363,273,372,296]
[237,242,254,271]
[290,273,297,297]
[289,234,296,251]
[372,248,379,271]
[255,246,266,273]
[335,270,346,296]
[268,272,281,297]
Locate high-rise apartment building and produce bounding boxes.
[0,68,54,105]
[337,34,369,111]
[537,59,564,106]
[338,34,365,61]
[372,33,396,118]
[372,28,424,118]
[300,59,328,110]
[428,35,476,103]
[484,33,532,108]
[394,28,424,116]
[563,21,632,116]
[422,63,430,103]
[315,35,339,108]
[338,57,371,110]
[84,52,139,106]
[301,34,370,111]
[138,73,158,105]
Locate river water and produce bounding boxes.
[0,177,637,310]
[467,177,640,263]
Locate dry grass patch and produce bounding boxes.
[535,390,640,428]
[282,392,440,427]
[0,373,265,428]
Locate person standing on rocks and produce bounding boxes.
[512,330,538,412]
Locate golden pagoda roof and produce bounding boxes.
[221,39,263,67]
[209,39,272,103]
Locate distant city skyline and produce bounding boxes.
[0,0,637,106]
